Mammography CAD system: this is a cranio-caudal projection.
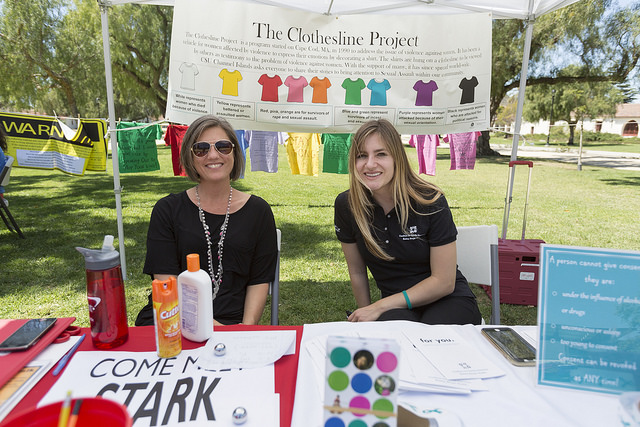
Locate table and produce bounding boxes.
[291,321,622,427]
[5,322,626,426]
[7,324,303,427]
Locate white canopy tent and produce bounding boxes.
[97,0,580,275]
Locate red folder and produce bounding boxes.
[0,317,76,389]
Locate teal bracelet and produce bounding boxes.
[402,290,412,310]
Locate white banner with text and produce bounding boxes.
[166,0,492,134]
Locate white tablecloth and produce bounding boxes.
[290,321,621,427]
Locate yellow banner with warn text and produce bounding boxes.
[0,112,108,175]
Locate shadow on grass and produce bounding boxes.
[599,176,640,186]
[1,171,195,295]
[278,278,355,325]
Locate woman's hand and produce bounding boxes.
[348,303,384,322]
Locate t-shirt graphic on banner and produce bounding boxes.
[247,130,281,173]
[258,74,283,102]
[413,80,439,106]
[284,76,308,103]
[286,133,320,176]
[179,62,199,90]
[310,77,331,104]
[459,76,479,104]
[446,132,479,170]
[342,78,366,105]
[322,133,352,174]
[367,79,391,106]
[219,69,243,96]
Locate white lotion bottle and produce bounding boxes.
[178,253,213,342]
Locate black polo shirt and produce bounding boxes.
[334,190,474,299]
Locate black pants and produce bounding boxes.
[134,293,154,326]
[377,294,482,325]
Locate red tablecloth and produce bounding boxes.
[7,324,303,427]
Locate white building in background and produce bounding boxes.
[501,103,640,138]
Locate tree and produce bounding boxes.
[523,68,625,144]
[0,1,170,119]
[0,0,105,117]
[481,0,640,155]
[107,3,172,119]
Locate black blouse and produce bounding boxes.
[144,191,277,324]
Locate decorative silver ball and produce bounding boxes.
[232,406,247,424]
[214,342,226,356]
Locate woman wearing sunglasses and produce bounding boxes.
[135,115,278,327]
[335,119,481,325]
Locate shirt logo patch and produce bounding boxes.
[399,225,423,241]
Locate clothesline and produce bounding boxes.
[111,121,482,176]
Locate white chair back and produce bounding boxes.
[456,225,500,324]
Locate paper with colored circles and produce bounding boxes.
[323,336,400,427]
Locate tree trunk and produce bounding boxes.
[567,122,576,145]
[477,130,499,156]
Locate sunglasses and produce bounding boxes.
[192,140,235,157]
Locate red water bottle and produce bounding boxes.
[76,235,129,349]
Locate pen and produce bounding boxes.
[67,399,83,427]
[53,334,86,376]
[346,310,353,320]
[57,391,72,427]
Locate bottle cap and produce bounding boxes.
[186,253,201,272]
[152,277,177,303]
[76,235,120,271]
[102,235,115,251]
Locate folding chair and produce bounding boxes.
[456,225,500,324]
[0,156,25,239]
[270,228,282,325]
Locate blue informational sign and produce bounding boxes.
[537,245,640,394]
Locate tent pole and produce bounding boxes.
[502,11,535,240]
[99,1,128,279]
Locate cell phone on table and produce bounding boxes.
[481,327,536,367]
[0,318,57,351]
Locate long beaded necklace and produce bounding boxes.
[195,185,233,300]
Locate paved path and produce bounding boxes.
[491,144,640,171]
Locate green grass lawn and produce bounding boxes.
[2,141,639,328]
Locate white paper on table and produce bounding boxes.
[403,328,504,380]
[355,329,474,393]
[197,330,296,371]
[40,349,278,426]
[0,336,81,422]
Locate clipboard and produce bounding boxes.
[0,318,76,389]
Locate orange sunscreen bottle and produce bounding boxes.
[152,277,182,358]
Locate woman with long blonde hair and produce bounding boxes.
[334,119,481,324]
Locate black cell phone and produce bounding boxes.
[481,327,536,367]
[0,318,57,351]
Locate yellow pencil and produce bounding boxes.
[57,391,72,427]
